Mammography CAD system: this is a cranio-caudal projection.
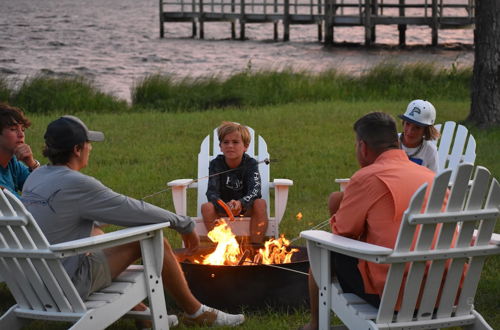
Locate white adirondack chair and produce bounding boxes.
[168,126,293,237]
[302,163,500,330]
[435,121,476,182]
[335,121,477,191]
[0,188,173,329]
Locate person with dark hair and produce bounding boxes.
[303,112,436,330]
[21,115,245,328]
[0,103,40,196]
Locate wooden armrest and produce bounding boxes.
[270,178,293,187]
[167,178,195,188]
[301,230,393,262]
[51,222,171,257]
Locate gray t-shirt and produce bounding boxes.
[21,165,194,296]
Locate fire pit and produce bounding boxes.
[176,246,309,312]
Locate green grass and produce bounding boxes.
[1,62,472,114]
[131,63,472,111]
[0,99,498,329]
[0,74,129,114]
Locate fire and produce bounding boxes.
[198,219,297,266]
[257,236,299,265]
[202,220,241,265]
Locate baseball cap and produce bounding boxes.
[398,99,436,127]
[44,115,104,150]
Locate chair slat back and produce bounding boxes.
[196,126,271,217]
[377,164,499,325]
[435,121,477,182]
[0,189,86,315]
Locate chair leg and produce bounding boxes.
[464,310,494,330]
[0,305,30,329]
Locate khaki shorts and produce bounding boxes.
[87,250,112,295]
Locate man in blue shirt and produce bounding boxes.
[0,103,40,196]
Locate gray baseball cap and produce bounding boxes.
[44,115,104,150]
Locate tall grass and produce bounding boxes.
[132,63,472,111]
[2,74,128,113]
[0,63,474,113]
[0,100,498,329]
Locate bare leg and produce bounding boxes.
[201,202,218,232]
[250,199,268,244]
[328,191,344,216]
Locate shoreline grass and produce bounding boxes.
[0,100,498,329]
[1,62,472,114]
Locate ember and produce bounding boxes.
[195,219,298,266]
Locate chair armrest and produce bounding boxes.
[269,179,293,187]
[167,179,195,215]
[473,229,500,245]
[270,179,293,224]
[300,230,393,263]
[167,178,195,187]
[50,222,171,257]
[334,178,350,192]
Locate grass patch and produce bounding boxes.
[0,99,498,329]
[5,74,128,114]
[132,63,472,111]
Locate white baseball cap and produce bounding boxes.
[399,100,436,126]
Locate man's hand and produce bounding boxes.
[181,230,200,255]
[228,200,242,216]
[14,143,37,168]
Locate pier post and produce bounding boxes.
[317,0,322,42]
[274,0,278,41]
[240,0,246,40]
[159,0,165,38]
[398,0,406,46]
[192,0,197,38]
[364,0,372,46]
[199,0,205,39]
[324,0,334,45]
[283,0,290,41]
[431,0,438,46]
[231,0,236,39]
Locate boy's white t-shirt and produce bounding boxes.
[400,139,439,173]
[398,133,439,173]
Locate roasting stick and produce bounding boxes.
[242,260,309,276]
[288,218,331,244]
[141,158,273,201]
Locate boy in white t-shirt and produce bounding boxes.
[398,99,440,172]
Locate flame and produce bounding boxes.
[199,219,297,266]
[257,236,299,265]
[202,219,241,265]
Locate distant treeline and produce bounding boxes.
[0,63,472,113]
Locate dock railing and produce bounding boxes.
[159,0,474,45]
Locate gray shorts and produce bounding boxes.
[88,250,112,295]
[73,250,112,299]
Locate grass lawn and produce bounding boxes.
[0,99,498,329]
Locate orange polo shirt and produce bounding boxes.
[330,149,436,297]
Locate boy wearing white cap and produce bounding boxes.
[21,115,245,328]
[398,99,440,172]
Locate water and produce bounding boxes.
[0,0,474,102]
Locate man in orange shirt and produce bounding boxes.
[303,112,436,330]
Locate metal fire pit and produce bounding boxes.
[175,246,309,312]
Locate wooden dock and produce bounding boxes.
[159,0,474,46]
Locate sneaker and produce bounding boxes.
[182,306,245,327]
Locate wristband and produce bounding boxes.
[29,160,41,171]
